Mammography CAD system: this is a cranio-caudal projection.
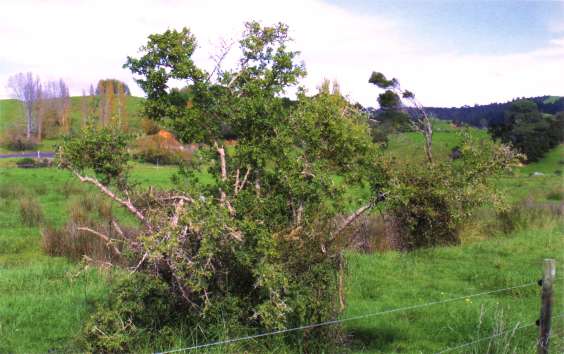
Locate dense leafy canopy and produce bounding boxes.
[489,99,563,162]
[60,21,384,351]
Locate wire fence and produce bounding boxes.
[436,313,564,353]
[156,280,549,354]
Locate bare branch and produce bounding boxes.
[207,38,235,82]
[215,143,236,216]
[71,170,153,232]
[131,251,148,273]
[295,201,304,225]
[224,199,236,216]
[77,227,122,256]
[216,144,227,181]
[235,166,251,195]
[111,219,125,238]
[255,177,261,197]
[171,199,185,227]
[333,203,373,237]
[158,195,195,203]
[333,192,388,237]
[234,168,240,192]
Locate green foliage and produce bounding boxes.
[60,123,130,185]
[15,157,51,168]
[81,273,184,352]
[489,99,563,162]
[368,71,396,88]
[377,90,401,111]
[384,131,520,249]
[63,21,383,351]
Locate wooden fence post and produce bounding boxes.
[537,259,555,354]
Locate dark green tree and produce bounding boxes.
[61,22,382,352]
[489,99,562,162]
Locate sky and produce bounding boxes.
[0,0,562,107]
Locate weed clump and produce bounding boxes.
[546,188,563,201]
[41,195,135,265]
[494,198,563,234]
[19,196,44,226]
[0,183,26,200]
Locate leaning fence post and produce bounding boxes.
[537,259,555,354]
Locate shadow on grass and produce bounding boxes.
[346,325,404,352]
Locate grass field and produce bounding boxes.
[0,121,562,352]
[345,224,564,353]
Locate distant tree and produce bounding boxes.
[39,79,71,136]
[80,89,88,127]
[489,99,562,162]
[57,79,71,133]
[95,79,131,96]
[95,79,128,126]
[369,72,429,160]
[7,72,41,139]
[550,111,564,143]
[377,90,401,112]
[116,81,128,131]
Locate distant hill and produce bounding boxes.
[0,96,145,134]
[425,96,564,127]
[364,96,564,128]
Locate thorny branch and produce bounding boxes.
[71,170,154,233]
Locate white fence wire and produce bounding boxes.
[156,281,539,354]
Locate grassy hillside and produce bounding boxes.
[0,99,23,132]
[0,96,145,152]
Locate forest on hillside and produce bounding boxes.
[423,96,564,127]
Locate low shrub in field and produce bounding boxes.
[546,188,563,201]
[41,222,127,265]
[41,195,137,265]
[19,196,44,226]
[340,213,403,252]
[0,183,27,200]
[140,117,161,135]
[383,133,520,250]
[493,198,563,235]
[0,129,38,151]
[57,180,84,197]
[15,158,52,168]
[132,133,191,165]
[388,167,460,249]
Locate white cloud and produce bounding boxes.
[0,0,562,107]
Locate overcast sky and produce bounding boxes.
[0,0,562,107]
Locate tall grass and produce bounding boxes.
[41,194,138,266]
[19,196,44,226]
